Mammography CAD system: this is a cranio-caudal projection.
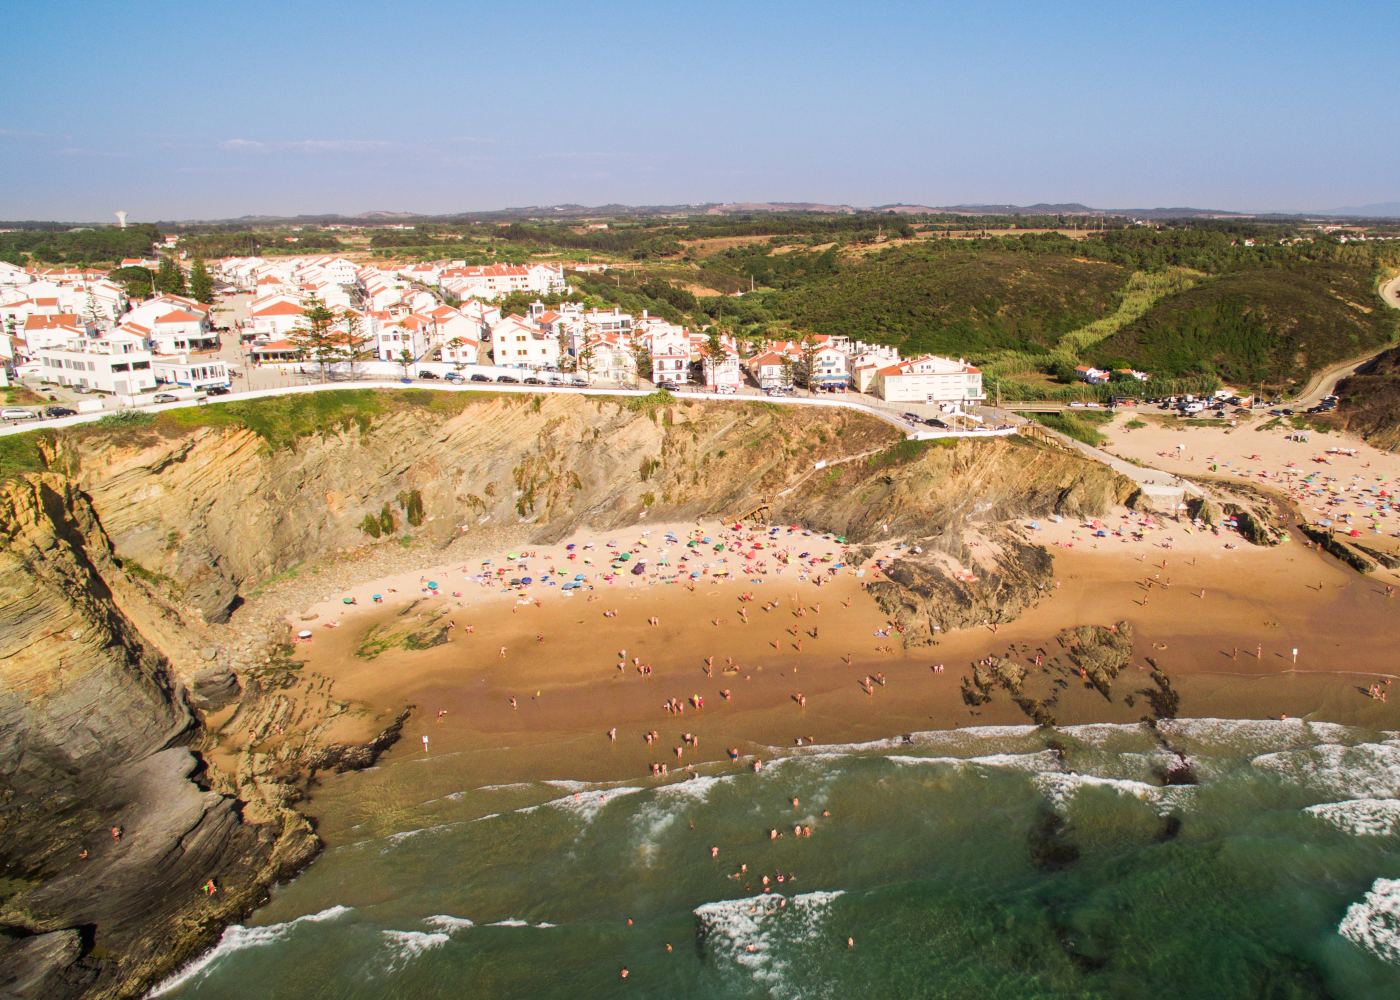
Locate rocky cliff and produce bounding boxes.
[0,391,1133,998]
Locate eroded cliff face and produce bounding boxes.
[0,393,1133,998]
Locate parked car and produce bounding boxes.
[73,385,94,394]
[152,392,179,403]
[468,373,491,383]
[43,405,76,417]
[714,384,736,395]
[205,385,231,396]
[495,375,519,384]
[419,371,440,380]
[522,376,544,385]
[657,380,679,391]
[570,376,589,387]
[443,372,465,383]
[2,407,35,421]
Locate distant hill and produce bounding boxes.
[1318,202,1400,219]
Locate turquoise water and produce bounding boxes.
[154,720,1400,999]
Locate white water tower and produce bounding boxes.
[114,210,128,229]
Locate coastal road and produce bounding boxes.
[1288,272,1400,407]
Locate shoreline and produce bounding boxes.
[247,508,1400,851]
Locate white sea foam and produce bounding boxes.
[385,822,458,847]
[631,774,738,856]
[694,890,846,993]
[486,918,556,928]
[1304,799,1400,837]
[423,914,475,932]
[147,905,353,996]
[886,749,1062,773]
[1252,742,1400,800]
[1339,878,1400,965]
[1034,772,1191,815]
[380,929,449,971]
[476,781,535,793]
[1160,717,1359,753]
[525,784,646,823]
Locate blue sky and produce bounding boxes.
[2,0,1396,220]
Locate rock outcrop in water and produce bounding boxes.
[0,392,1134,998]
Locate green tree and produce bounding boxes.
[444,336,469,370]
[288,297,339,381]
[630,343,653,386]
[575,337,596,382]
[799,333,819,392]
[397,347,415,380]
[189,256,214,304]
[154,255,186,296]
[340,311,372,380]
[111,266,154,298]
[702,326,726,386]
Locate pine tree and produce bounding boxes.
[189,257,213,304]
[154,255,186,296]
[288,298,339,381]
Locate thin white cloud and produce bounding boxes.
[218,138,396,154]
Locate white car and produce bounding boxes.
[2,407,35,421]
[714,384,737,395]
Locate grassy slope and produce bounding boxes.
[1324,346,1400,449]
[0,389,509,481]
[764,247,1129,355]
[1092,262,1397,387]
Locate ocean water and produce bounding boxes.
[153,719,1400,999]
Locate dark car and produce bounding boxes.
[205,385,231,396]
[495,375,519,384]
[43,405,76,417]
[656,381,678,391]
[523,376,544,385]
[469,373,491,382]
[1281,408,1294,416]
[419,371,440,380]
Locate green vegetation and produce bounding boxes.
[0,432,49,480]
[0,223,161,266]
[188,257,213,304]
[154,255,186,296]
[1020,410,1114,447]
[1092,262,1398,387]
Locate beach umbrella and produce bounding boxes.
[575,573,586,580]
[372,594,382,602]
[342,597,355,604]
[507,552,518,560]
[566,543,576,550]
[427,581,438,590]
[522,577,533,585]
[619,552,630,561]
[297,629,313,640]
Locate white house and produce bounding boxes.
[153,354,231,391]
[580,332,636,384]
[36,333,156,395]
[873,355,984,404]
[439,263,566,301]
[488,314,559,368]
[20,314,90,354]
[150,308,217,354]
[1074,365,1110,385]
[247,297,307,339]
[746,350,793,389]
[807,344,851,389]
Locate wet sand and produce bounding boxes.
[263,514,1400,844]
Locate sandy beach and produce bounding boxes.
[249,502,1400,848]
[1101,409,1400,573]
